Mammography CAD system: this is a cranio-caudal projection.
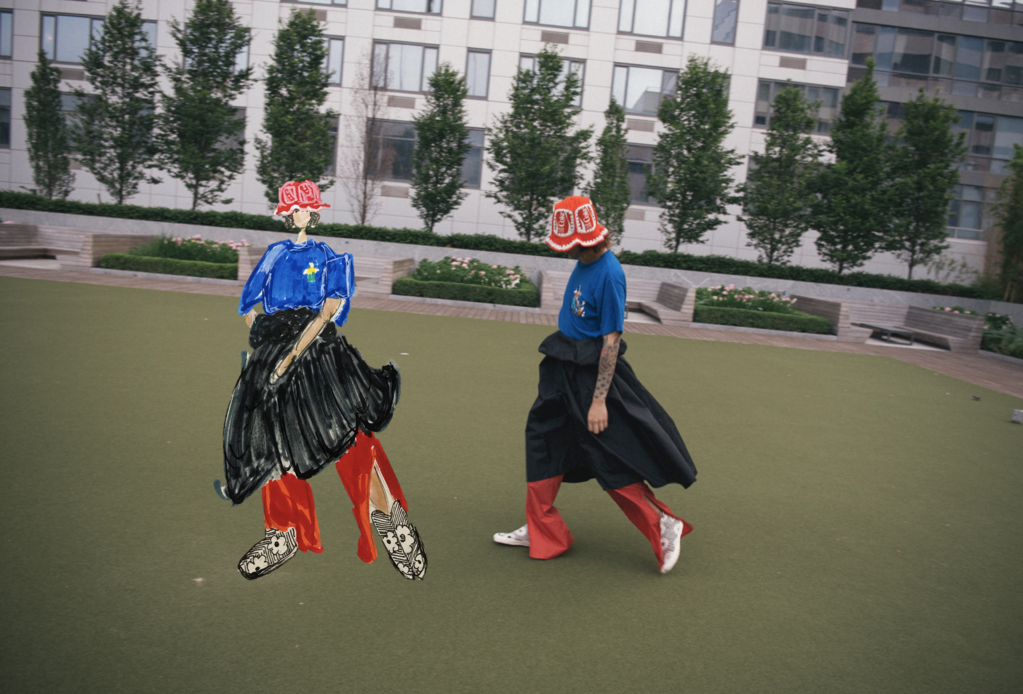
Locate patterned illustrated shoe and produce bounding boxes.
[659,513,693,575]
[371,500,427,580]
[238,527,298,580]
[493,524,530,547]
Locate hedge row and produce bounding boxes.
[2,190,1000,300]
[618,250,992,300]
[98,253,238,280]
[693,306,833,334]
[981,324,1023,359]
[392,277,540,307]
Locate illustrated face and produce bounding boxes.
[293,208,312,229]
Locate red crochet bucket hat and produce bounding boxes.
[275,180,331,216]
[545,196,608,252]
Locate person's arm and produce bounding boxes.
[588,330,621,435]
[273,297,344,379]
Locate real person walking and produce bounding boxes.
[494,196,697,573]
[217,180,426,581]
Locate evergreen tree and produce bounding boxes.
[486,45,592,242]
[411,63,471,233]
[738,84,822,265]
[811,59,890,274]
[73,0,160,204]
[885,89,966,280]
[993,144,1023,303]
[583,98,630,247]
[255,10,337,206]
[648,56,740,253]
[24,51,74,200]
[154,0,253,210]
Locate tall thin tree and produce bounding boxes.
[648,56,740,253]
[154,0,253,210]
[486,45,592,242]
[885,88,966,280]
[411,63,471,233]
[337,49,390,226]
[811,58,891,274]
[255,10,336,206]
[24,51,74,200]
[738,84,822,265]
[73,0,160,204]
[584,98,631,247]
[993,144,1023,303]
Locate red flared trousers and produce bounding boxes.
[526,475,688,565]
[261,431,407,562]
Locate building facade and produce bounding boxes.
[0,0,1020,279]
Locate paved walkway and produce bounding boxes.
[3,263,1022,400]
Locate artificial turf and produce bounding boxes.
[1,275,1021,694]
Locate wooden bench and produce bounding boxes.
[791,295,984,352]
[238,247,414,296]
[0,224,90,267]
[539,269,694,326]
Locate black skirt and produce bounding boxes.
[525,331,697,491]
[222,308,400,504]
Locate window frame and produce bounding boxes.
[470,0,496,20]
[0,10,13,60]
[40,13,105,65]
[325,36,345,86]
[626,144,656,206]
[754,79,841,134]
[465,49,491,99]
[617,0,686,40]
[372,41,440,94]
[611,63,679,117]
[462,128,486,189]
[763,2,851,59]
[523,0,591,30]
[712,0,740,46]
[376,0,443,15]
[0,87,10,149]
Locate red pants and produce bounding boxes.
[526,476,687,565]
[261,432,407,563]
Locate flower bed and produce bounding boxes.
[692,285,831,334]
[932,306,1021,357]
[392,256,538,307]
[98,235,248,280]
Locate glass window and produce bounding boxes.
[142,20,157,48]
[372,42,438,92]
[370,120,417,181]
[519,55,585,107]
[326,38,344,84]
[42,15,97,64]
[235,44,250,74]
[754,80,839,133]
[618,0,686,39]
[712,0,739,45]
[1,11,12,59]
[764,3,849,56]
[377,0,442,13]
[291,0,347,4]
[466,50,490,98]
[0,88,9,148]
[955,35,985,80]
[626,145,655,204]
[471,0,496,18]
[462,129,485,187]
[611,65,677,116]
[524,0,591,29]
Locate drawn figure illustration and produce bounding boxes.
[494,196,697,574]
[216,180,426,581]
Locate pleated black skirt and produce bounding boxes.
[222,308,400,504]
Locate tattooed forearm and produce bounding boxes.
[594,332,621,401]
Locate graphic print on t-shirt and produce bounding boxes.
[571,286,586,317]
[303,262,319,283]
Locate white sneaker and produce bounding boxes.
[493,524,530,547]
[659,513,686,574]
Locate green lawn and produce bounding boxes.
[1,276,1021,694]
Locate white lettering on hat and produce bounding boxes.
[552,208,575,237]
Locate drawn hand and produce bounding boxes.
[588,399,608,435]
[275,353,295,379]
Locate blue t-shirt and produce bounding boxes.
[558,251,626,340]
[239,240,354,326]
